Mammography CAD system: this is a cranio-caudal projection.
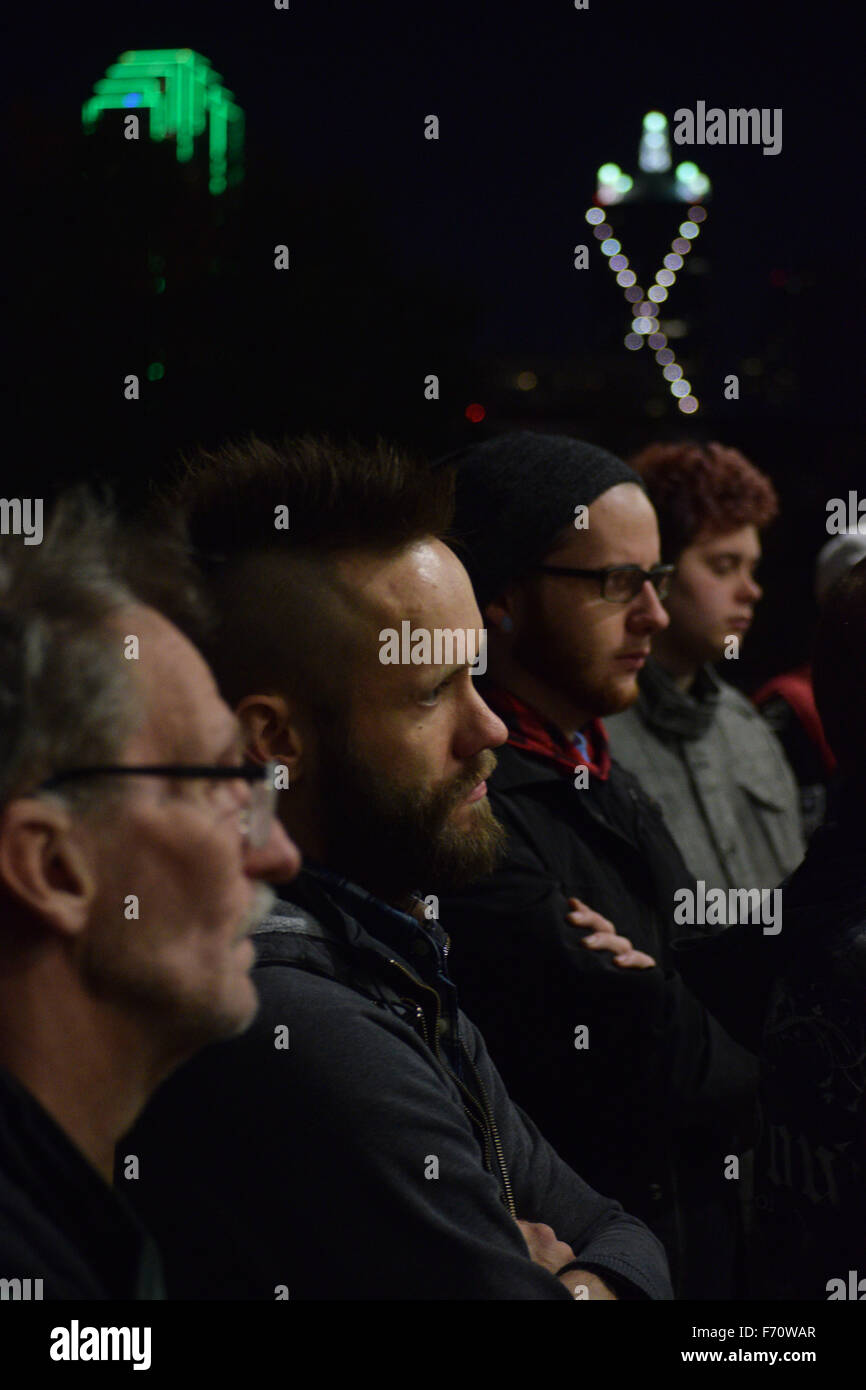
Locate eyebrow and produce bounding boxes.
[407,662,463,686]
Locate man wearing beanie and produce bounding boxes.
[438,430,757,1299]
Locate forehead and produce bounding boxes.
[690,524,762,558]
[337,540,483,632]
[115,605,239,760]
[548,483,660,566]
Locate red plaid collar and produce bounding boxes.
[483,685,611,781]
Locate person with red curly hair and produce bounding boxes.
[607,440,803,894]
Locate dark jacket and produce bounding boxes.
[122,869,671,1300]
[0,1065,162,1300]
[672,783,866,1299]
[440,741,759,1298]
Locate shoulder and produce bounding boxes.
[605,703,647,739]
[248,958,427,1063]
[716,678,770,723]
[488,742,560,792]
[608,754,669,818]
[717,680,792,750]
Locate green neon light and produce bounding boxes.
[108,63,172,80]
[192,64,209,136]
[95,77,163,94]
[643,111,667,132]
[147,362,165,381]
[120,49,209,67]
[208,94,228,189]
[176,58,194,161]
[83,48,243,194]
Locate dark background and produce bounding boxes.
[3,0,863,686]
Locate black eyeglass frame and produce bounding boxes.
[39,763,272,788]
[535,563,675,603]
[38,762,279,849]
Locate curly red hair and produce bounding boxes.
[629,440,779,562]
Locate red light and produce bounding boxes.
[769,268,787,288]
[465,403,486,423]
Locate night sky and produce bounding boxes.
[5,1,857,344]
[4,0,863,679]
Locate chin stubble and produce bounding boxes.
[237,882,278,939]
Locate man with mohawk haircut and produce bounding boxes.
[123,435,671,1302]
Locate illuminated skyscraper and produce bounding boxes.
[83,49,244,195]
[586,111,712,415]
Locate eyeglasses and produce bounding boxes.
[38,761,280,850]
[536,563,675,603]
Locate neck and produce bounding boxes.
[647,635,699,693]
[486,651,589,741]
[0,965,172,1183]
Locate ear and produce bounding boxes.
[484,594,515,634]
[236,692,306,779]
[0,799,96,937]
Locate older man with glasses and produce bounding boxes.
[0,496,299,1299]
[438,430,758,1299]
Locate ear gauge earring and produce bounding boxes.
[500,615,514,634]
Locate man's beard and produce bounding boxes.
[314,729,506,902]
[512,622,640,721]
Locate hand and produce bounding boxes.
[566,897,656,969]
[515,1221,618,1299]
[515,1219,577,1275]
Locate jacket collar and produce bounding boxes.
[634,657,720,740]
[301,862,450,966]
[262,866,463,1075]
[267,865,454,995]
[482,684,611,780]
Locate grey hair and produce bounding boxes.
[0,492,143,809]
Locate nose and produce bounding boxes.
[740,571,763,603]
[628,579,670,632]
[454,684,509,760]
[243,817,302,885]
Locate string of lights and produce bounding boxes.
[587,112,710,415]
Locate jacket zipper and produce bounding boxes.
[386,955,517,1220]
[410,1001,429,1047]
[463,1052,517,1220]
[386,958,442,1054]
